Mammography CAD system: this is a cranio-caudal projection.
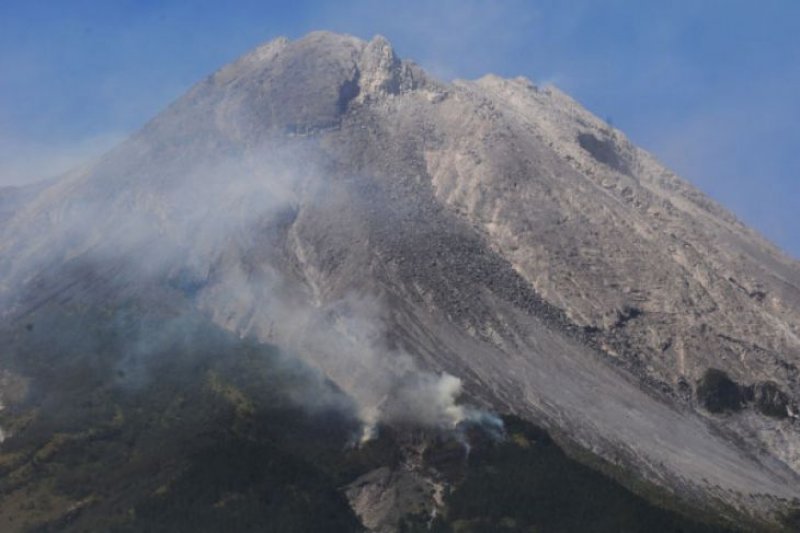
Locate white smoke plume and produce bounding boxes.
[0,138,497,439]
[195,256,490,441]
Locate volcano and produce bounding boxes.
[1,32,799,532]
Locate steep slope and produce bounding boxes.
[0,300,733,532]
[0,181,52,226]
[1,31,799,529]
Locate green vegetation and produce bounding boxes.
[0,302,742,531]
[0,304,369,532]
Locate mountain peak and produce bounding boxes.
[358,34,406,98]
[177,31,424,141]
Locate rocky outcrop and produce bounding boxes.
[751,381,792,419]
[695,368,794,420]
[697,368,746,413]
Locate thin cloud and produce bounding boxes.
[0,131,127,187]
[311,0,540,80]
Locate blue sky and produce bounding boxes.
[1,1,798,257]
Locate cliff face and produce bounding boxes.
[1,31,799,528]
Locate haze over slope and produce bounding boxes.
[1,32,799,529]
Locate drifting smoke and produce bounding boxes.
[259,291,481,440]
[0,137,497,439]
[194,236,490,440]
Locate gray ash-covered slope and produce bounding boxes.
[2,31,800,528]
